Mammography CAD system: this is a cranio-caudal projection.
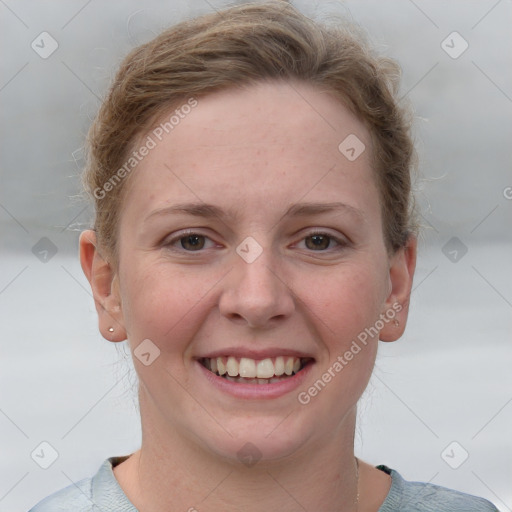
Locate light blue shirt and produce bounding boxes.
[28,455,500,511]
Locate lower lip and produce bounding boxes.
[195,359,314,400]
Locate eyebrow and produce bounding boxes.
[144,201,366,224]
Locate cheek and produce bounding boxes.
[119,258,219,351]
[292,267,383,426]
[293,259,388,341]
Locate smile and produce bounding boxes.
[199,356,314,384]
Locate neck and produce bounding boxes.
[116,399,360,512]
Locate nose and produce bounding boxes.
[218,248,295,329]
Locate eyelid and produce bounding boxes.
[293,229,348,250]
[162,229,218,251]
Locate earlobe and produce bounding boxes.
[79,230,127,342]
[379,235,417,342]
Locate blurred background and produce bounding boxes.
[0,0,511,510]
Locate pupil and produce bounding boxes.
[182,235,204,250]
[307,234,329,250]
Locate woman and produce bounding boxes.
[28,2,499,510]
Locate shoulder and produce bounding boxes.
[27,475,93,512]
[377,465,500,512]
[27,456,135,512]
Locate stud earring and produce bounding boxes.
[393,319,399,327]
[108,327,114,332]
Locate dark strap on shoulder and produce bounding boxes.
[375,464,392,475]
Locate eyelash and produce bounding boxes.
[299,230,348,251]
[163,229,348,253]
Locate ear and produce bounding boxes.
[379,235,417,342]
[79,230,127,342]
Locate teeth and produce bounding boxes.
[217,358,227,376]
[274,356,285,376]
[256,358,275,378]
[239,357,257,378]
[226,356,238,377]
[225,376,281,384]
[203,355,309,380]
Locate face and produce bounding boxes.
[83,80,415,464]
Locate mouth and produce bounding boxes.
[198,356,314,385]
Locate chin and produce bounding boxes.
[197,416,312,467]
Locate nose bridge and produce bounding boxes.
[219,241,294,327]
[239,250,280,296]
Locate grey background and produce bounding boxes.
[0,1,511,511]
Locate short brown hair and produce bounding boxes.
[83,0,417,264]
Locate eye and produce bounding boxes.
[299,231,346,251]
[164,230,216,252]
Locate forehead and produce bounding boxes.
[120,79,379,224]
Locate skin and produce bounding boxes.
[80,79,416,512]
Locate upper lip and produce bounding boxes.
[196,347,315,360]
